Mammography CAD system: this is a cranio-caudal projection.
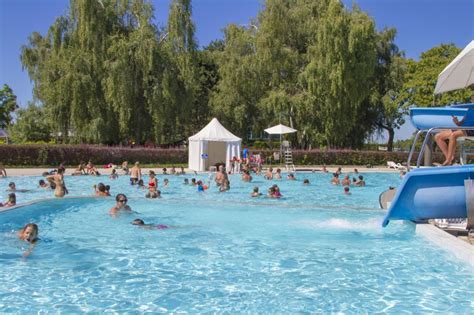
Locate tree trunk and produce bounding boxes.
[387,127,394,152]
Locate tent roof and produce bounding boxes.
[434,40,474,94]
[0,129,8,138]
[189,118,241,141]
[264,124,297,135]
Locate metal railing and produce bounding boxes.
[407,126,474,170]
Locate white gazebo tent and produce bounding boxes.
[188,118,241,172]
[434,40,474,94]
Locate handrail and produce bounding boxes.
[407,126,474,170]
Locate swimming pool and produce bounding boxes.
[1,172,473,312]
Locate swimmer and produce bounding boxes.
[71,161,87,176]
[109,169,119,179]
[336,167,342,175]
[170,166,176,175]
[38,179,49,189]
[109,194,132,216]
[18,223,39,257]
[47,167,68,197]
[353,168,359,174]
[121,161,129,175]
[18,223,39,243]
[162,168,168,175]
[331,173,340,185]
[251,186,262,197]
[179,167,186,175]
[0,193,16,207]
[130,162,141,185]
[146,190,161,199]
[197,180,208,192]
[0,164,6,177]
[94,183,110,197]
[7,182,30,193]
[219,179,230,192]
[183,178,189,185]
[163,178,169,187]
[131,219,169,230]
[287,173,296,180]
[264,167,273,180]
[274,168,282,180]
[215,165,228,186]
[354,175,366,187]
[268,184,282,198]
[341,175,351,186]
[191,178,197,186]
[303,179,310,185]
[148,171,159,193]
[241,170,252,182]
[344,186,351,195]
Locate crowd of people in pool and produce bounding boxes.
[2,161,368,256]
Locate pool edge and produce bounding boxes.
[416,223,474,268]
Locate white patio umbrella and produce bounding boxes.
[434,40,474,94]
[264,124,297,135]
[264,124,297,163]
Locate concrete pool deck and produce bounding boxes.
[2,165,400,177]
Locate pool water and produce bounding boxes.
[1,172,473,313]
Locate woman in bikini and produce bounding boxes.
[147,171,159,197]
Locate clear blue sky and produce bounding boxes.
[1,0,473,140]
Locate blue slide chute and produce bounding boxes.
[382,165,474,227]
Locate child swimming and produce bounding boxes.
[131,219,169,230]
[18,223,39,257]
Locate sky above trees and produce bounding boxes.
[0,0,473,140]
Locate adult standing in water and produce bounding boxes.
[130,161,142,185]
[0,163,7,177]
[47,167,68,197]
[215,165,228,187]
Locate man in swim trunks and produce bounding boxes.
[130,162,142,185]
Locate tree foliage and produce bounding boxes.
[0,84,19,129]
[15,0,470,147]
[400,44,473,107]
[8,103,51,143]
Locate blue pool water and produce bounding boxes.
[1,172,473,313]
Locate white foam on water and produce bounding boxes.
[294,218,382,231]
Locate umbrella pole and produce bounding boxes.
[279,113,282,167]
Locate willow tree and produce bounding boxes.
[158,0,199,143]
[303,1,377,148]
[104,0,161,144]
[210,24,264,139]
[255,0,323,148]
[21,18,73,142]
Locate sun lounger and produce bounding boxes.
[387,161,406,170]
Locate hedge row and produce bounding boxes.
[0,145,445,167]
[0,145,187,166]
